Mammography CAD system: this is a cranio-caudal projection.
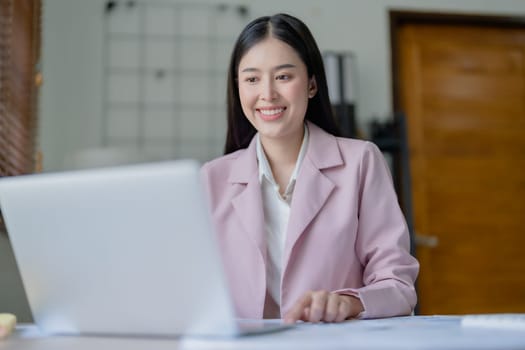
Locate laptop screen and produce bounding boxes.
[0,160,244,336]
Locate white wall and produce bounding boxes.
[40,0,105,171]
[40,0,525,171]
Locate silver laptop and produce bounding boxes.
[0,160,290,337]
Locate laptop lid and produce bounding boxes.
[0,160,283,337]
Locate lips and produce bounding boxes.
[256,107,286,121]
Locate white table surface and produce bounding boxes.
[2,316,525,350]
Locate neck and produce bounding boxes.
[259,127,304,193]
[260,129,304,168]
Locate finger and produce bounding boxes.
[301,307,310,322]
[284,293,312,324]
[323,293,340,322]
[335,297,352,322]
[308,291,329,323]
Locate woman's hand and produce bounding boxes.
[283,290,364,324]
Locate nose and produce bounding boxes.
[260,78,277,101]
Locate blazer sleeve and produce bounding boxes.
[335,141,419,318]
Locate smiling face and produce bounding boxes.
[237,36,317,146]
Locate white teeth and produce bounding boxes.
[259,108,284,116]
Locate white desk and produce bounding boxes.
[2,316,525,350]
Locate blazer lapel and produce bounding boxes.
[229,139,267,263]
[283,122,343,267]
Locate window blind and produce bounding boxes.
[0,0,40,176]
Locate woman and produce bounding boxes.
[201,13,419,323]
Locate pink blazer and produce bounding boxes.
[201,121,419,319]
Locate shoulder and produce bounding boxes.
[333,137,392,186]
[342,138,388,173]
[335,136,374,151]
[307,121,381,160]
[327,136,391,184]
[335,137,383,161]
[200,149,247,189]
[200,147,257,211]
[201,149,244,177]
[306,122,385,173]
[306,122,377,167]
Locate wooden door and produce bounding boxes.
[397,21,525,314]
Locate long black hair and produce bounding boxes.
[224,13,340,154]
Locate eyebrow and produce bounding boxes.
[240,63,297,73]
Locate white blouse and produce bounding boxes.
[256,125,309,317]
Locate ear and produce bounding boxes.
[308,76,318,98]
